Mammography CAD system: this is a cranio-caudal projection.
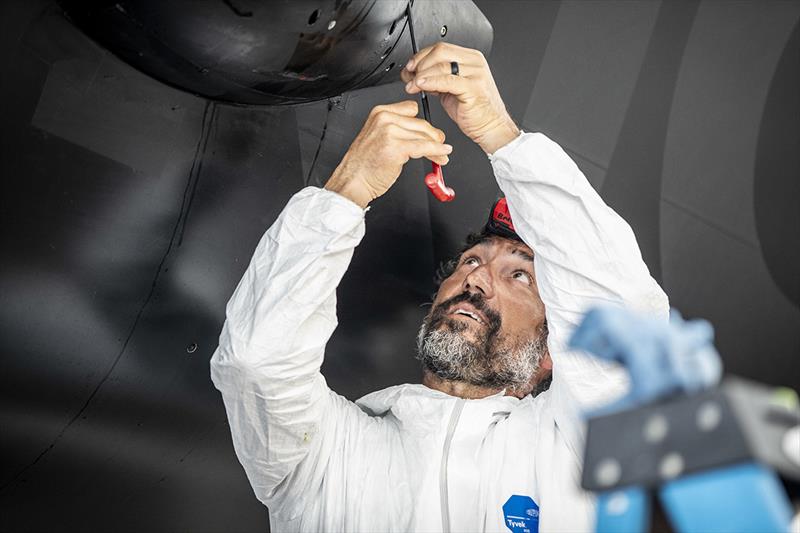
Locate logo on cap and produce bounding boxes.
[492,198,516,232]
[485,197,519,240]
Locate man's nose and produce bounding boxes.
[463,265,494,298]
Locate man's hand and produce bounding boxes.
[401,43,519,155]
[324,100,452,208]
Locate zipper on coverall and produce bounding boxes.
[440,399,466,533]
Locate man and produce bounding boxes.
[210,43,668,532]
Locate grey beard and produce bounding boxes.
[415,319,548,392]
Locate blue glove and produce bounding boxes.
[569,306,722,415]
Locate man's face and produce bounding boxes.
[417,236,550,394]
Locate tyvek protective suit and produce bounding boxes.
[210,132,669,532]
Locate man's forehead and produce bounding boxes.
[468,237,534,262]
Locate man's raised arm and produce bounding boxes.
[209,187,366,517]
[490,133,669,411]
[209,100,452,519]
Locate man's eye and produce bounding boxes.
[464,257,479,267]
[512,270,532,284]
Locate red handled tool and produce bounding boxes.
[406,4,455,202]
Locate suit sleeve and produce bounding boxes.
[489,132,669,435]
[209,186,372,520]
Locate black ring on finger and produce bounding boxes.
[450,61,459,76]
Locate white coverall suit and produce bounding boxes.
[210,132,669,532]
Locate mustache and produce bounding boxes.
[427,291,502,333]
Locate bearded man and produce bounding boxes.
[210,43,668,532]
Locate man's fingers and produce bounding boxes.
[408,74,472,97]
[402,139,453,161]
[404,44,437,73]
[405,63,479,94]
[400,67,414,84]
[388,116,446,143]
[393,99,421,117]
[412,63,480,83]
[408,43,484,74]
[370,100,419,120]
[366,101,452,165]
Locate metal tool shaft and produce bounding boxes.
[406,4,432,122]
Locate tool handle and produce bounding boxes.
[425,163,455,202]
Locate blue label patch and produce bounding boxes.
[503,495,539,533]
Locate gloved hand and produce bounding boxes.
[569,305,723,415]
[324,100,452,207]
[401,43,520,155]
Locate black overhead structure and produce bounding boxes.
[58,0,493,105]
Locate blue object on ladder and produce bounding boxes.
[595,486,649,533]
[659,462,792,533]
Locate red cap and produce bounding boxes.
[485,197,520,240]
